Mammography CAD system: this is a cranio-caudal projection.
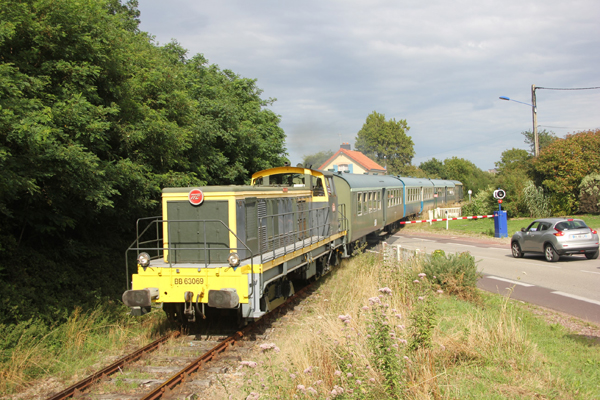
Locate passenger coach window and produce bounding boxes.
[357,192,362,216]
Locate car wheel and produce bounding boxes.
[511,242,524,258]
[585,249,599,260]
[544,244,559,262]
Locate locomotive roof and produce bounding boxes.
[333,173,403,190]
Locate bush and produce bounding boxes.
[461,186,495,216]
[522,180,551,218]
[578,173,600,214]
[422,252,481,301]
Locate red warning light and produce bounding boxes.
[188,189,204,206]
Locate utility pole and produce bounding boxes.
[531,84,539,157]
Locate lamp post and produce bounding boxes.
[499,84,539,157]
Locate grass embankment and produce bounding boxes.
[2,249,599,399]
[400,213,600,238]
[229,251,600,399]
[0,303,168,397]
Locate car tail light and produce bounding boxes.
[553,228,564,237]
[591,228,597,234]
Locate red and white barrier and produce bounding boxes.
[399,215,494,225]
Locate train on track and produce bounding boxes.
[122,166,463,323]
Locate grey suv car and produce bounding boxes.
[511,218,599,262]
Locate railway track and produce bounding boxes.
[45,285,313,400]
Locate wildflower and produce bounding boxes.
[366,334,371,338]
[334,370,342,376]
[437,289,444,294]
[347,364,352,368]
[304,366,313,374]
[297,385,306,392]
[283,367,289,372]
[338,314,351,323]
[418,296,424,301]
[245,392,260,400]
[334,385,344,394]
[290,373,297,379]
[378,287,392,295]
[347,372,353,378]
[260,343,280,353]
[356,380,362,385]
[392,344,398,348]
[240,361,258,368]
[331,389,338,396]
[413,280,420,283]
[314,380,323,385]
[362,306,369,310]
[397,324,405,330]
[391,308,397,312]
[418,273,426,278]
[308,387,318,395]
[247,379,253,384]
[440,344,446,351]
[368,297,381,305]
[433,275,436,279]
[399,339,408,344]
[395,313,402,318]
[369,378,376,383]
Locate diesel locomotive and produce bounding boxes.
[122,166,462,323]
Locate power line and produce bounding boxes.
[537,86,600,91]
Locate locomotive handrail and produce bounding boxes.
[125,219,254,292]
[257,204,333,265]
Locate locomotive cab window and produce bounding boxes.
[254,173,306,187]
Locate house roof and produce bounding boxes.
[319,148,386,171]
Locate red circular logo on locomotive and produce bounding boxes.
[188,189,204,206]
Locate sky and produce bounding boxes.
[137,0,600,171]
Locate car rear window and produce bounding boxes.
[555,220,588,230]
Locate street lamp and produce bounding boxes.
[499,84,539,157]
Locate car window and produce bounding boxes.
[539,223,551,231]
[527,222,541,232]
[555,220,588,231]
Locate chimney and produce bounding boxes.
[340,142,351,150]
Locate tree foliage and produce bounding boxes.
[302,150,334,169]
[521,129,557,155]
[0,0,286,325]
[355,111,414,175]
[578,173,600,214]
[532,129,600,214]
[419,158,446,178]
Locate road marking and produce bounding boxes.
[453,244,475,248]
[486,276,535,287]
[581,270,600,275]
[486,247,508,250]
[551,291,600,307]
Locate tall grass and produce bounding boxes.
[0,302,167,395]
[230,250,600,399]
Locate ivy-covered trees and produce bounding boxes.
[0,0,286,324]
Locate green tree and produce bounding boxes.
[533,129,600,213]
[0,0,287,325]
[494,148,531,217]
[355,111,414,175]
[443,157,495,195]
[521,129,557,155]
[302,150,334,169]
[419,158,447,178]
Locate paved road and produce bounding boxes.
[387,232,600,324]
